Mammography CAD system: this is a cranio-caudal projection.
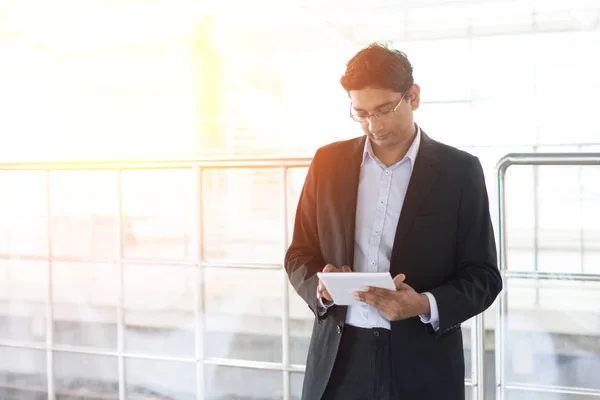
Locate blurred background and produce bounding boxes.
[0,0,599,399]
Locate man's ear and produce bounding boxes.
[407,84,421,110]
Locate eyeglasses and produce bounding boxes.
[350,92,407,123]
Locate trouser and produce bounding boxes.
[322,325,397,400]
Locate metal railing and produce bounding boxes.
[496,152,600,400]
[0,158,486,399]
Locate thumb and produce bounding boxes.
[342,265,352,272]
[393,273,407,289]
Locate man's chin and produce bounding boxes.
[371,133,395,145]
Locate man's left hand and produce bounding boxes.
[353,274,430,321]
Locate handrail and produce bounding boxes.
[0,158,313,400]
[0,157,313,170]
[0,157,487,400]
[495,152,600,400]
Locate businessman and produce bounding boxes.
[284,43,502,400]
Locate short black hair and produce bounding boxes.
[340,42,414,93]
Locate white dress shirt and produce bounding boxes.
[320,125,439,331]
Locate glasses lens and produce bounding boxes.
[351,114,367,123]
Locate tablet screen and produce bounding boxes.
[317,272,396,306]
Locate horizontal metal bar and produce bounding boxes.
[0,341,196,363]
[0,158,312,171]
[506,270,600,282]
[0,383,119,400]
[204,357,305,373]
[0,340,480,386]
[0,254,282,270]
[497,153,600,172]
[506,382,600,397]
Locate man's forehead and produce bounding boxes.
[350,90,400,110]
[350,94,400,110]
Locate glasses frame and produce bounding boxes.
[350,92,408,123]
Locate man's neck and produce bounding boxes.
[372,127,417,168]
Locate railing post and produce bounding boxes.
[116,170,126,400]
[192,166,205,400]
[495,152,600,399]
[280,166,291,400]
[496,161,509,400]
[45,170,55,400]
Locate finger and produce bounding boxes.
[342,265,352,272]
[363,286,395,299]
[322,264,337,273]
[393,273,406,289]
[354,291,387,309]
[323,289,333,302]
[395,282,412,291]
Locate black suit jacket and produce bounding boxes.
[284,130,502,400]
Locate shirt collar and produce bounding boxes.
[362,124,422,170]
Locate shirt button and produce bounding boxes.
[374,230,379,235]
[370,262,376,266]
[385,171,390,176]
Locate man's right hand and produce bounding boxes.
[317,264,352,302]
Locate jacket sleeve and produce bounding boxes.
[284,149,327,319]
[429,156,503,335]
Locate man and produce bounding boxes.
[284,43,502,400]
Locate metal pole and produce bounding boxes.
[280,167,291,400]
[496,162,509,400]
[474,314,485,400]
[495,152,600,399]
[532,147,540,306]
[116,170,126,400]
[45,170,55,400]
[192,166,205,400]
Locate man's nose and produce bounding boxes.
[368,117,384,133]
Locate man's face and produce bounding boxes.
[349,86,420,149]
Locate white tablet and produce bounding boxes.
[317,272,396,306]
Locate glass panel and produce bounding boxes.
[505,279,600,390]
[504,165,535,272]
[581,166,600,275]
[462,320,473,380]
[49,171,117,259]
[122,169,191,260]
[0,347,47,400]
[54,353,118,400]
[124,264,195,357]
[202,168,283,263]
[288,281,313,366]
[286,167,308,248]
[205,267,282,363]
[0,171,47,256]
[291,372,304,400]
[0,260,47,343]
[52,262,118,349]
[205,366,282,400]
[126,359,195,400]
[537,166,584,274]
[507,391,599,400]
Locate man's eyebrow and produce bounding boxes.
[353,101,395,112]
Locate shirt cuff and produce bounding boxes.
[318,297,334,309]
[419,292,440,332]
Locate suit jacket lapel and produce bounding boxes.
[390,132,439,272]
[337,136,365,268]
